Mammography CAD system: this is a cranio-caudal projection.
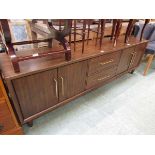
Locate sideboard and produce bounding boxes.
[0,36,148,126]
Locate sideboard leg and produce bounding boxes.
[27,121,33,127]
[129,69,135,74]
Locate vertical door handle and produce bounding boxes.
[60,77,65,96]
[54,79,58,98]
[129,52,136,67]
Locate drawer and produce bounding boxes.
[88,51,121,75]
[0,100,16,134]
[87,66,117,88]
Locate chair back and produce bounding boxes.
[135,22,154,40]
[148,24,155,42]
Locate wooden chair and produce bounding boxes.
[73,19,108,53]
[143,26,155,76]
[134,19,155,76]
[95,19,106,49]
[0,19,72,73]
[124,19,137,44]
[110,19,123,47]
[143,54,154,75]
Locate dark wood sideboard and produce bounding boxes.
[0,36,148,126]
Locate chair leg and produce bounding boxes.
[143,54,154,76]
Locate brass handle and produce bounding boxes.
[60,77,65,96]
[129,52,136,67]
[100,59,114,65]
[98,75,110,81]
[54,79,58,98]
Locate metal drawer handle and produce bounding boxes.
[100,59,114,65]
[60,77,65,96]
[98,75,110,81]
[54,79,58,98]
[0,124,4,131]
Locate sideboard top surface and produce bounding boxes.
[0,36,148,80]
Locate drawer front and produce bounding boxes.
[88,51,121,75]
[0,100,16,134]
[86,66,117,88]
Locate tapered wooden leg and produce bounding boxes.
[125,19,133,44]
[87,20,91,45]
[99,19,106,49]
[95,20,100,46]
[82,20,86,53]
[69,19,72,47]
[74,20,76,51]
[110,19,117,40]
[143,54,154,76]
[27,121,33,127]
[113,20,122,47]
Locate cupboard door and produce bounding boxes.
[117,47,135,74]
[12,69,58,119]
[130,43,147,68]
[58,61,88,102]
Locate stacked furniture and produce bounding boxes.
[0,19,149,127]
[0,36,148,126]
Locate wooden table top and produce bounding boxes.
[0,36,148,80]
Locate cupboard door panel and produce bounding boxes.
[130,43,147,68]
[117,47,135,74]
[12,69,58,119]
[58,61,87,102]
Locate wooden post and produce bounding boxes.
[87,20,91,45]
[82,20,86,53]
[110,19,117,41]
[99,19,106,49]
[74,20,76,51]
[95,20,101,46]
